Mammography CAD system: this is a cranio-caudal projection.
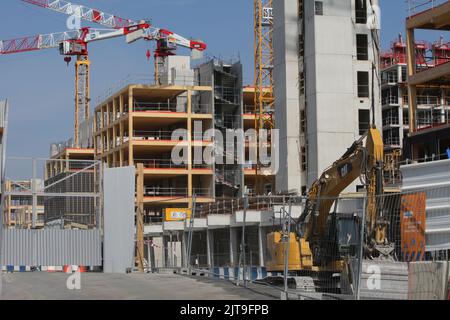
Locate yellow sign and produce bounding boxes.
[165,208,191,221]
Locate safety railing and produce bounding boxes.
[144,187,188,197]
[382,73,399,85]
[384,137,401,146]
[133,101,186,113]
[417,96,439,105]
[383,116,400,126]
[132,130,187,141]
[144,187,211,197]
[401,152,450,165]
[135,159,188,170]
[382,96,399,106]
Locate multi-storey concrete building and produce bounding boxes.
[92,57,276,224]
[3,180,45,229]
[274,0,382,194]
[381,35,450,155]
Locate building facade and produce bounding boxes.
[274,0,382,194]
[381,35,450,156]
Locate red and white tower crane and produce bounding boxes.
[0,0,207,147]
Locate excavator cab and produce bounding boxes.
[317,211,361,266]
[335,213,360,259]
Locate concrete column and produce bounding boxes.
[162,235,169,268]
[230,227,238,267]
[207,229,214,268]
[181,232,188,268]
[258,226,267,267]
[152,236,164,269]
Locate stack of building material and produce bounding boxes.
[358,260,409,300]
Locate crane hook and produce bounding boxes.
[64,56,72,67]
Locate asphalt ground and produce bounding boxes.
[0,272,279,300]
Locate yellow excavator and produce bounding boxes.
[266,126,394,281]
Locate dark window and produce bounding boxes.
[358,109,370,135]
[355,0,367,24]
[301,186,307,195]
[315,1,323,15]
[300,110,306,133]
[356,34,368,60]
[299,72,305,95]
[357,71,369,98]
[301,146,307,172]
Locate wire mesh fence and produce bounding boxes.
[181,183,450,300]
[2,158,102,230]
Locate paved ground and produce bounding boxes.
[0,272,277,300]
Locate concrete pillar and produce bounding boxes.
[152,236,164,269]
[230,227,238,267]
[207,229,214,268]
[162,235,169,268]
[181,232,188,268]
[258,226,267,267]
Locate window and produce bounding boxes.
[301,186,307,195]
[315,1,323,15]
[300,110,306,133]
[356,34,368,60]
[264,183,273,195]
[358,109,370,135]
[357,71,369,98]
[355,0,367,24]
[301,146,307,172]
[299,72,305,95]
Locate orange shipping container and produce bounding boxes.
[400,193,426,261]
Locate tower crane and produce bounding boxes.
[1,0,207,147]
[0,25,150,147]
[20,0,207,84]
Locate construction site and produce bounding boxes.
[0,0,450,302]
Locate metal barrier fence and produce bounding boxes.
[2,158,102,229]
[184,183,450,300]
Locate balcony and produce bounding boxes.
[382,96,399,106]
[383,116,400,127]
[381,74,399,85]
[384,137,401,147]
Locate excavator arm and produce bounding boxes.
[297,127,387,266]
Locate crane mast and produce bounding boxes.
[254,0,274,195]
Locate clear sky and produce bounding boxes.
[0,0,447,157]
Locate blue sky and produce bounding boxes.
[0,0,447,157]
